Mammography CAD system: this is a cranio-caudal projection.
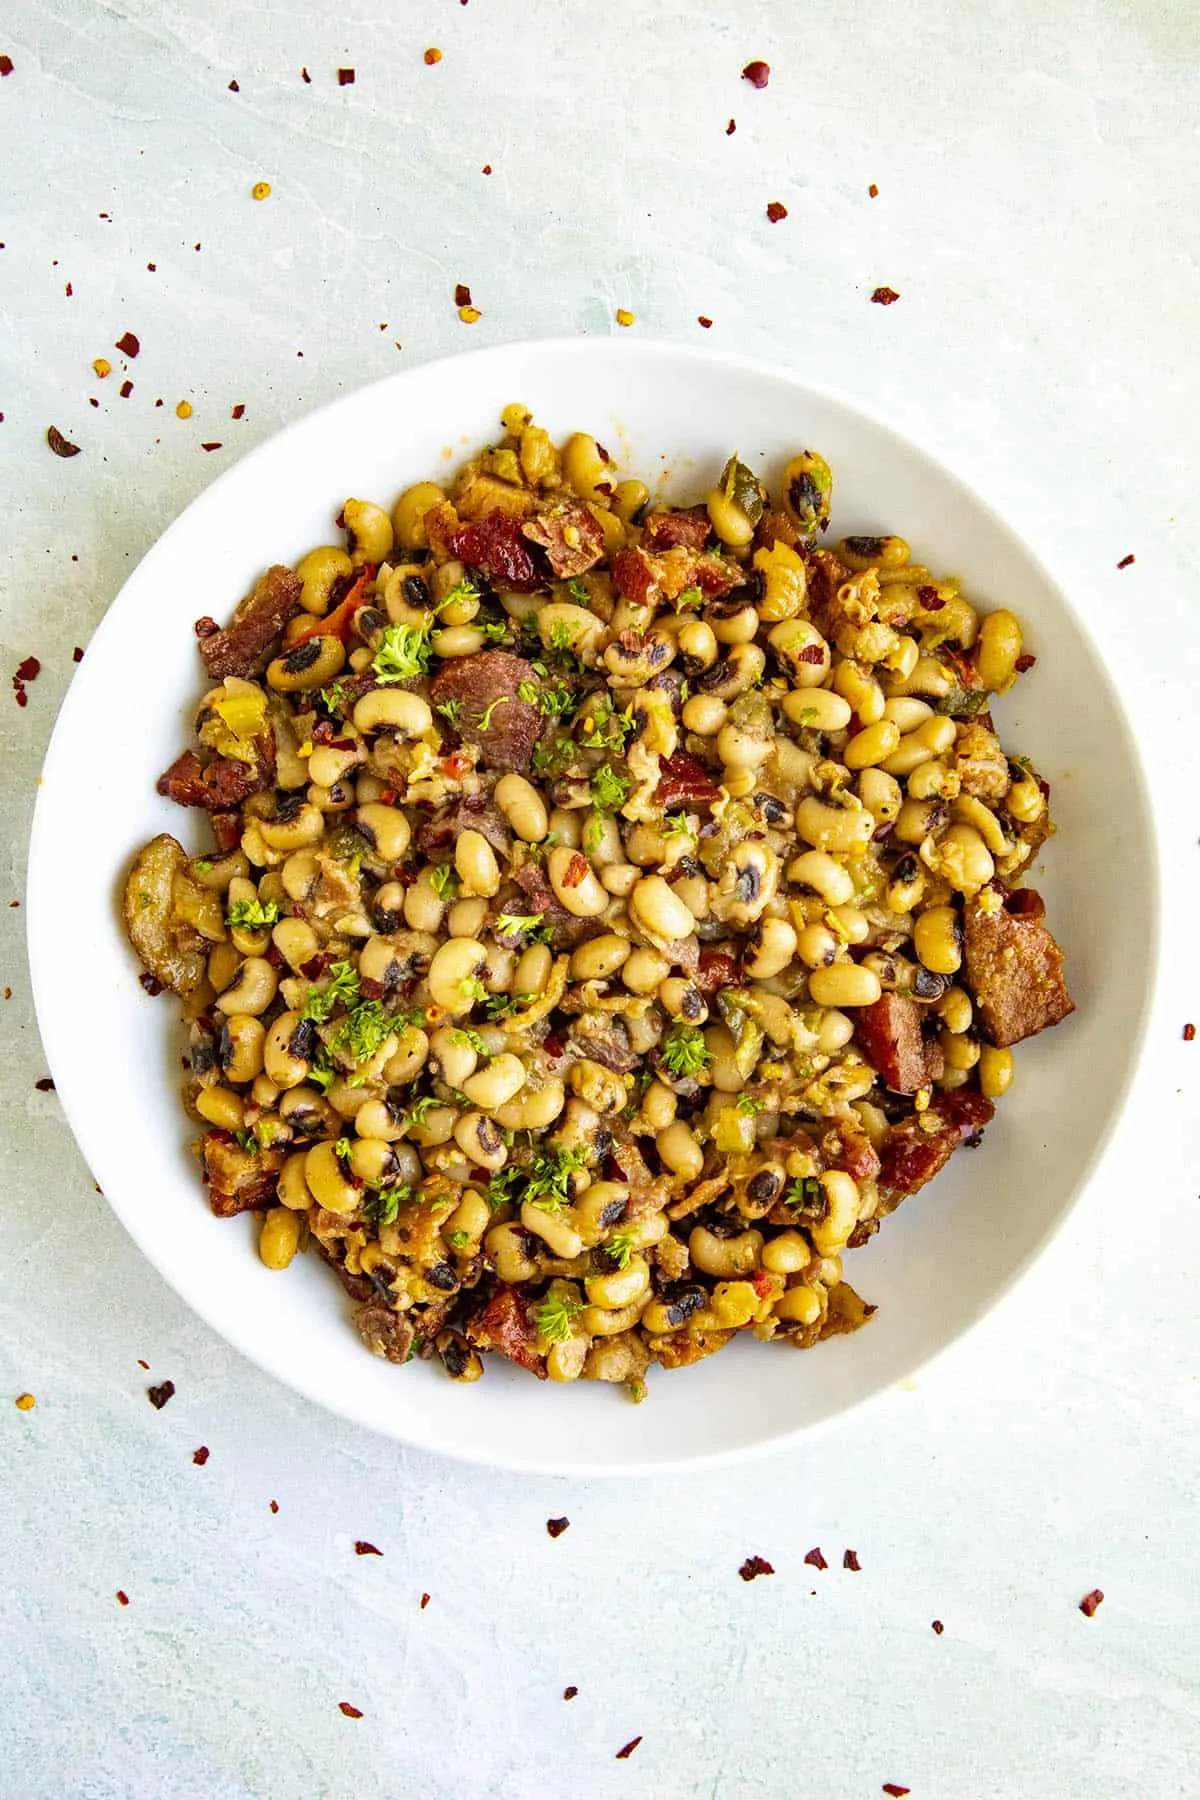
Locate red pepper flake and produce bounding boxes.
[146,1380,175,1409]
[419,1592,430,1609]
[454,282,473,308]
[563,1686,578,1701]
[766,201,788,223]
[115,1590,130,1606]
[65,281,73,297]
[1184,1023,1196,1041]
[738,1555,774,1581]
[424,47,443,65]
[138,972,164,997]
[194,615,219,638]
[0,55,13,76]
[119,379,133,398]
[803,1546,828,1570]
[15,656,40,683]
[931,1618,944,1634]
[797,643,825,664]
[338,1702,363,1719]
[1014,653,1037,672]
[192,1445,210,1465]
[917,584,944,609]
[1079,1588,1104,1617]
[871,287,901,305]
[561,851,590,889]
[137,1359,149,1370]
[726,118,736,134]
[481,164,492,175]
[269,1499,279,1513]
[615,1738,642,1761]
[354,1540,383,1557]
[883,1786,911,1796]
[228,79,239,92]
[10,900,20,908]
[231,403,245,419]
[3,987,10,999]
[843,1549,862,1571]
[72,645,84,662]
[697,315,713,328]
[338,67,355,85]
[147,262,157,271]
[301,66,311,83]
[869,183,880,197]
[201,441,223,452]
[34,1077,55,1092]
[115,331,140,357]
[742,60,770,87]
[546,1517,570,1538]
[1116,553,1135,569]
[47,425,82,458]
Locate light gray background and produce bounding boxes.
[2,2,1198,1796]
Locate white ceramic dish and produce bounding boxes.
[27,338,1157,1475]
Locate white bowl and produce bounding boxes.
[27,339,1157,1474]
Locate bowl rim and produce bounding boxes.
[26,334,1163,1475]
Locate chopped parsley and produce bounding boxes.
[449,1027,487,1054]
[479,618,510,645]
[736,1094,766,1117]
[429,864,458,902]
[308,1050,336,1094]
[193,860,213,875]
[474,694,510,731]
[299,961,361,1023]
[435,698,462,727]
[484,989,539,1020]
[523,1145,590,1212]
[517,678,577,718]
[333,1136,353,1162]
[439,574,481,609]
[577,698,632,751]
[660,1023,713,1078]
[590,764,630,812]
[233,1129,260,1156]
[485,1166,525,1210]
[530,1291,583,1344]
[226,897,281,931]
[372,620,435,684]
[661,812,695,842]
[447,1229,473,1249]
[395,1094,440,1133]
[458,974,489,1005]
[319,679,353,717]
[494,912,548,940]
[785,1175,824,1216]
[604,1232,636,1271]
[675,584,703,610]
[547,621,574,652]
[329,1000,401,1065]
[363,1183,414,1226]
[567,577,591,604]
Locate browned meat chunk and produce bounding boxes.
[198,565,303,680]
[522,503,606,578]
[156,745,273,810]
[510,859,600,950]
[610,546,656,604]
[353,1303,416,1364]
[465,1285,547,1377]
[417,793,512,860]
[962,889,1075,1047]
[565,1012,637,1073]
[428,651,542,773]
[820,1118,883,1186]
[954,721,1010,801]
[201,1134,283,1215]
[854,994,945,1094]
[802,548,852,639]
[641,507,711,553]
[877,1089,994,1209]
[754,508,801,554]
[450,509,543,591]
[650,1326,734,1369]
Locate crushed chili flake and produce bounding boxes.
[3,987,11,999]
[116,1590,130,1606]
[338,67,355,85]
[251,181,271,201]
[419,1592,430,1609]
[301,66,311,83]
[458,306,480,325]
[354,1540,383,1556]
[1079,1588,1104,1617]
[15,1393,35,1411]
[766,201,788,222]
[15,656,40,683]
[742,60,770,87]
[616,308,635,327]
[137,1359,149,1370]
[726,118,736,134]
[871,287,901,305]
[93,357,111,378]
[147,262,156,271]
[192,1445,210,1465]
[869,183,880,197]
[843,1549,862,1571]
[481,163,492,174]
[738,1555,774,1581]
[1116,553,1135,569]
[65,281,73,297]
[1014,653,1037,672]
[0,55,13,76]
[454,282,473,308]
[932,1618,944,1634]
[882,1786,911,1796]
[34,1077,55,1092]
[698,316,713,328]
[201,442,223,452]
[119,379,133,398]
[1184,1023,1196,1041]
[338,1702,363,1719]
[269,1499,279,1513]
[139,972,164,996]
[803,1546,828,1570]
[47,425,82,458]
[115,331,140,357]
[194,615,219,638]
[176,400,192,419]
[424,47,443,65]
[546,1517,570,1538]
[563,1686,578,1701]
[231,403,245,419]
[146,1380,175,1409]
[228,79,239,92]
[615,1737,643,1761]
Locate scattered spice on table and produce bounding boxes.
[738,1555,774,1581]
[803,1547,828,1570]
[546,1517,570,1538]
[354,1541,383,1557]
[419,1592,430,1609]
[228,79,239,92]
[458,306,480,324]
[1116,553,1135,569]
[176,400,192,419]
[251,181,271,201]
[338,1702,363,1719]
[93,358,111,378]
[15,1393,35,1411]
[871,287,900,305]
[481,163,492,174]
[615,1737,642,1761]
[698,315,713,328]
[563,1686,578,1701]
[119,379,133,398]
[726,118,736,134]
[0,55,14,76]
[147,262,156,271]
[115,330,140,357]
[34,1077,55,1092]
[201,442,223,452]
[1014,653,1037,672]
[424,47,443,65]
[454,282,473,308]
[116,1590,130,1606]
[338,68,355,85]
[843,1549,862,1571]
[231,404,245,419]
[15,655,40,684]
[139,972,164,996]
[137,1359,149,1370]
[882,1786,911,1796]
[192,1446,210,1465]
[931,1619,945,1635]
[3,987,11,999]
[301,67,311,83]
[766,201,788,222]
[269,1500,279,1513]
[47,425,81,458]
[147,1380,175,1409]
[1079,1588,1104,1618]
[869,183,880,197]
[616,308,635,327]
[1182,1022,1195,1041]
[742,60,770,87]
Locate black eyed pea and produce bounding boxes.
[937,985,973,1035]
[548,807,584,850]
[536,602,604,659]
[782,451,832,535]
[828,903,870,943]
[550,1097,601,1161]
[656,1120,704,1180]
[353,688,432,740]
[429,1023,480,1090]
[448,895,489,940]
[347,1136,399,1187]
[640,1080,677,1131]
[629,875,695,945]
[705,1024,750,1093]
[187,847,251,893]
[461,1052,526,1112]
[718,717,773,772]
[582,812,624,867]
[195,1084,246,1131]
[306,780,355,815]
[427,937,489,1015]
[295,544,354,616]
[579,1300,646,1340]
[561,431,608,500]
[677,618,719,674]
[260,804,326,854]
[843,719,901,771]
[342,497,394,566]
[207,941,242,993]
[276,1149,313,1212]
[698,642,766,701]
[624,822,672,868]
[886,855,927,914]
[838,531,911,571]
[216,956,278,1018]
[267,635,346,694]
[572,1181,632,1240]
[404,868,448,934]
[883,696,934,732]
[816,1007,855,1053]
[681,692,727,736]
[857,766,904,824]
[304,1141,360,1216]
[954,795,1010,857]
[796,922,839,969]
[914,904,963,975]
[226,875,271,955]
[768,618,831,685]
[259,1208,302,1270]
[794,795,876,859]
[251,1073,280,1109]
[882,655,953,699]
[453,1110,508,1171]
[521,1202,584,1261]
[493,773,548,844]
[568,1057,628,1114]
[514,941,554,996]
[601,862,640,899]
[713,840,778,926]
[761,1230,812,1276]
[978,1044,1015,1099]
[621,947,670,998]
[352,1098,406,1142]
[627,1009,665,1056]
[454,829,500,898]
[357,803,412,864]
[610,477,649,522]
[807,960,883,1008]
[710,603,760,646]
[604,631,676,685]
[569,934,631,983]
[1007,776,1046,824]
[381,1026,430,1086]
[403,1103,458,1148]
[358,933,406,991]
[921,823,995,894]
[546,1335,591,1382]
[894,797,945,845]
[392,480,445,552]
[781,687,852,733]
[485,1221,541,1283]
[831,660,886,724]
[672,872,709,920]
[659,975,707,1024]
[278,853,319,907]
[432,623,488,658]
[446,1186,491,1243]
[548,844,608,918]
[706,484,757,548]
[940,1029,981,1072]
[585,1258,650,1311]
[491,1077,566,1133]
[264,1010,313,1090]
[689,1224,763,1278]
[810,1169,860,1255]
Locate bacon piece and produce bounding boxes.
[802,547,852,639]
[465,1285,547,1377]
[208,810,243,852]
[511,858,599,949]
[522,503,605,578]
[353,1303,416,1364]
[695,948,739,997]
[450,509,545,592]
[877,1090,994,1208]
[428,650,542,773]
[691,551,744,598]
[962,889,1075,1047]
[654,750,721,808]
[641,507,711,552]
[754,508,800,554]
[820,1118,882,1186]
[201,1135,283,1215]
[418,792,511,859]
[156,745,273,809]
[610,545,657,603]
[198,564,303,680]
[953,721,1009,801]
[854,994,945,1094]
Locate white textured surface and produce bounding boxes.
[1,2,1198,1796]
